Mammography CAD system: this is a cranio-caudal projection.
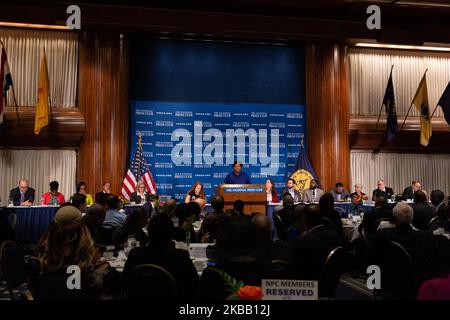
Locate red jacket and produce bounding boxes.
[41,192,65,205]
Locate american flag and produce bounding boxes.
[121,136,157,200]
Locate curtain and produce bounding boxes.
[349,48,450,117]
[0,149,77,205]
[350,151,450,197]
[0,27,78,108]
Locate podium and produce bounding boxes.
[216,184,267,215]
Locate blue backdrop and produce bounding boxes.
[129,37,305,201]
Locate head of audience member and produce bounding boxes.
[102,182,111,194]
[309,179,318,190]
[252,214,273,243]
[377,180,386,191]
[282,193,294,207]
[374,196,389,209]
[233,200,245,215]
[319,192,334,211]
[189,181,205,198]
[437,204,450,231]
[232,161,243,175]
[54,205,82,224]
[335,182,344,194]
[105,195,120,211]
[392,201,413,227]
[265,179,276,194]
[211,195,225,213]
[286,179,296,190]
[302,204,323,231]
[193,197,206,210]
[19,179,29,194]
[49,181,59,195]
[430,190,445,207]
[413,190,427,204]
[216,215,261,263]
[411,180,421,192]
[126,207,149,229]
[186,201,201,220]
[86,204,106,227]
[71,193,87,212]
[39,221,95,273]
[165,198,178,216]
[147,213,173,246]
[293,204,306,229]
[76,181,88,195]
[136,181,146,195]
[354,183,363,194]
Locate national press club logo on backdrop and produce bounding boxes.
[130,101,304,199]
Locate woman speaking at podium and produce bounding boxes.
[224,161,251,184]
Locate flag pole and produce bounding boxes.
[375,64,394,130]
[401,69,428,131]
[43,47,53,120]
[430,103,440,120]
[0,40,20,123]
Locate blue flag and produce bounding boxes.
[289,140,320,195]
[382,69,398,140]
[437,82,450,125]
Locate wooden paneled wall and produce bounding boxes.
[78,31,129,196]
[0,107,84,147]
[306,43,350,192]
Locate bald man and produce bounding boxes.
[9,179,35,206]
[372,180,395,201]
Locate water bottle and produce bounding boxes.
[347,212,353,224]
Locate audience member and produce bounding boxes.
[412,190,436,230]
[122,213,199,299]
[294,204,342,280]
[319,193,343,237]
[112,207,149,248]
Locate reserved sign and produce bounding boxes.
[262,279,318,300]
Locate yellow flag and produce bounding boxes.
[34,51,49,134]
[412,72,432,146]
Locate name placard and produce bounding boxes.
[223,188,265,193]
[262,279,318,300]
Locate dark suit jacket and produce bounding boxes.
[372,187,395,201]
[9,187,35,206]
[413,202,436,230]
[294,225,342,280]
[261,240,296,267]
[358,206,392,235]
[122,243,199,299]
[95,191,111,205]
[129,192,151,204]
[375,225,426,260]
[402,186,415,200]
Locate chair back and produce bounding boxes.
[318,246,345,299]
[427,216,441,231]
[372,241,416,300]
[271,259,297,279]
[320,217,336,231]
[0,240,27,299]
[371,218,389,235]
[272,213,286,241]
[125,264,178,300]
[334,206,347,217]
[8,213,17,230]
